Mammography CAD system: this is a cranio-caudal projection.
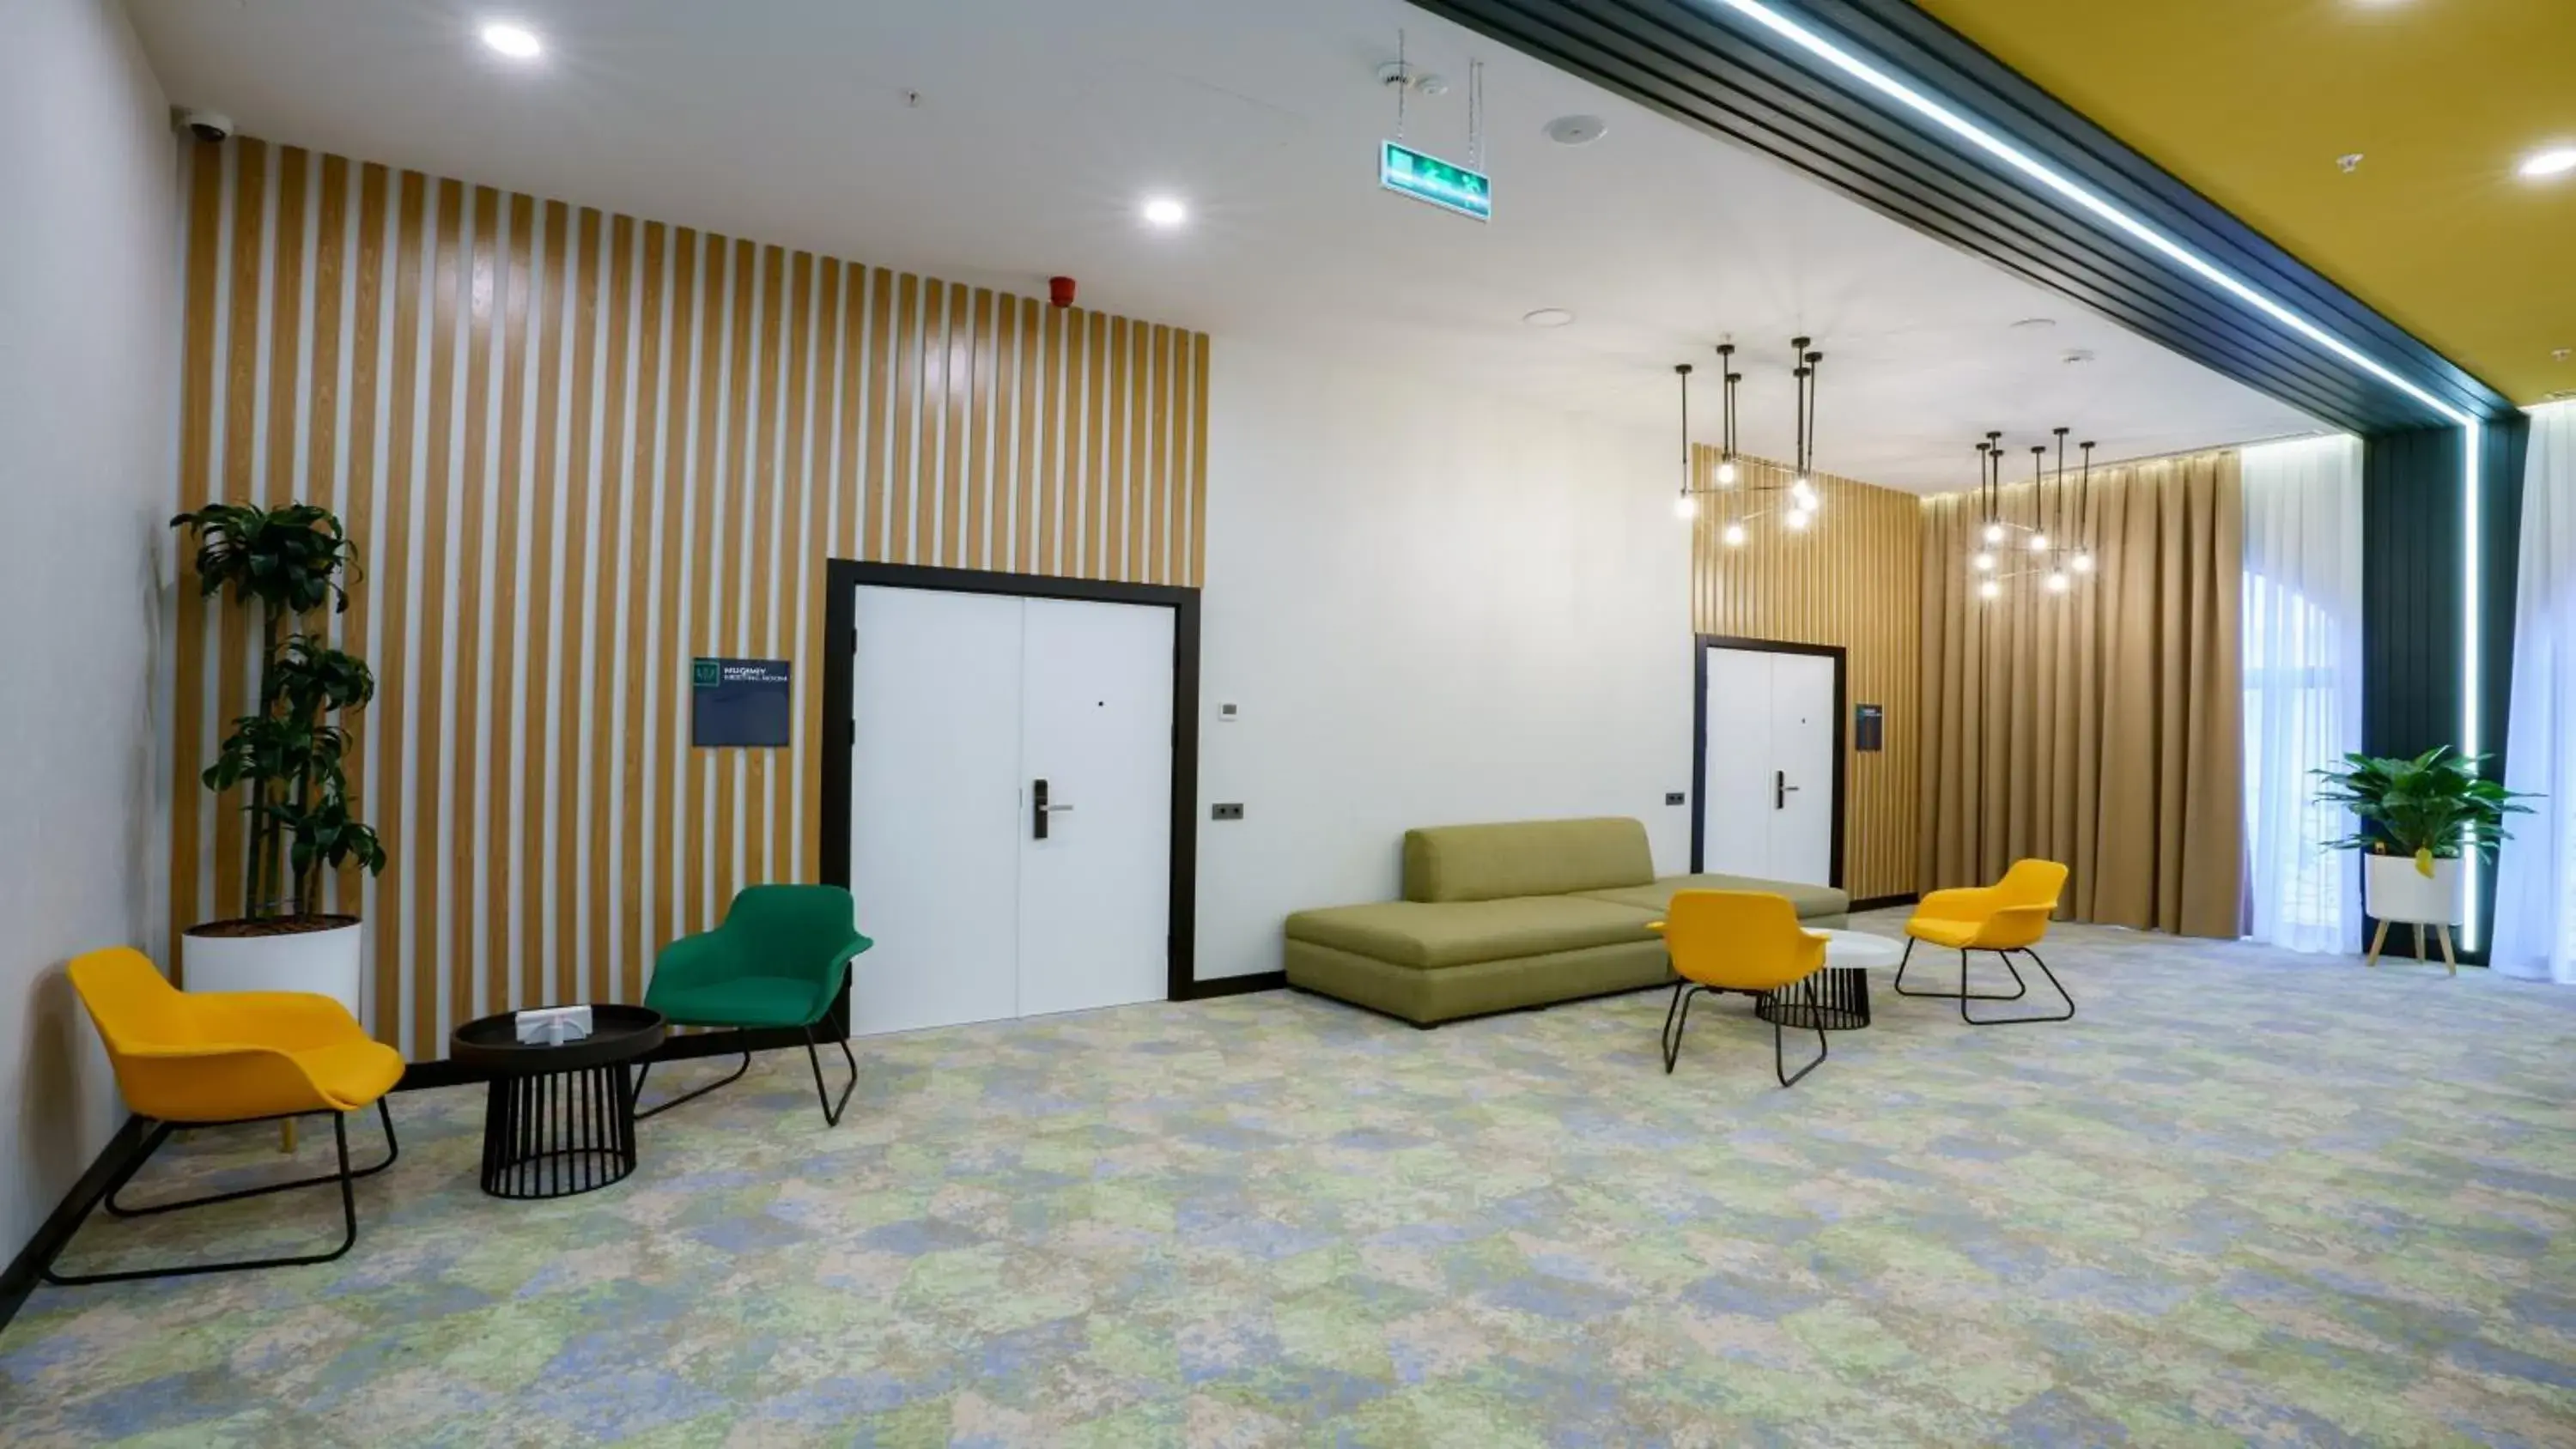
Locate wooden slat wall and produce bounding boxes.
[1691,449,1923,900]
[169,139,1212,1059]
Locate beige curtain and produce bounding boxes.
[1917,450,2244,937]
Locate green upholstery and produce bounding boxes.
[1577,874,1850,925]
[1401,818,1656,902]
[1284,895,1664,969]
[645,885,873,1029]
[1286,817,1849,1026]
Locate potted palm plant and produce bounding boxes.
[2313,746,2532,965]
[171,502,387,1014]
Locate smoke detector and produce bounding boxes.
[1544,114,1608,146]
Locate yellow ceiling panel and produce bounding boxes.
[1911,0,2576,404]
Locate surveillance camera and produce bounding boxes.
[176,109,234,143]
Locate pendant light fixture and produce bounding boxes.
[1674,336,1824,545]
[1672,363,1698,521]
[1965,427,2099,602]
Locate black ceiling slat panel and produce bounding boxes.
[1543,0,2448,428]
[1419,0,2402,431]
[1507,0,2396,427]
[1406,0,2498,433]
[1565,0,2488,426]
[1425,0,2414,430]
[1807,0,2509,419]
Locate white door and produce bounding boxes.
[1699,647,1775,879]
[1767,652,1837,884]
[849,586,1024,1035]
[1698,645,1838,888]
[1018,599,1174,1017]
[848,585,1175,1035]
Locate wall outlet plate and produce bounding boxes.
[1665,791,1686,806]
[1211,803,1245,821]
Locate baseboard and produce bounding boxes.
[1175,971,1287,1002]
[0,1113,146,1338]
[1850,894,1921,913]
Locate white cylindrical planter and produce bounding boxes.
[2363,854,2461,926]
[181,918,364,1020]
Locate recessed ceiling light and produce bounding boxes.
[1522,307,1575,328]
[479,21,542,59]
[2518,146,2576,180]
[1140,196,1188,227]
[1544,115,1609,146]
[2008,317,2057,330]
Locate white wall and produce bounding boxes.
[0,0,177,1266]
[1194,339,1695,981]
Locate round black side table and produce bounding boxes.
[451,1005,666,1199]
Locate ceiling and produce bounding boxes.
[1911,0,2576,406]
[125,0,2321,490]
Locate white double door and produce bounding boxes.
[1699,645,1837,886]
[848,585,1173,1035]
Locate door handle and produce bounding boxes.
[1775,770,1787,809]
[1033,779,1054,840]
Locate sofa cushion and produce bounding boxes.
[1574,873,1850,921]
[1285,895,1662,969]
[1401,818,1656,903]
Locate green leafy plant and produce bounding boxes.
[172,503,386,923]
[2312,746,2534,878]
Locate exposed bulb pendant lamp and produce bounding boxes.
[1789,336,1823,516]
[1676,337,1821,544]
[1672,363,1698,521]
[1967,427,2099,603]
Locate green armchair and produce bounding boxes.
[637,885,873,1125]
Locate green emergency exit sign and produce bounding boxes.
[1381,141,1492,222]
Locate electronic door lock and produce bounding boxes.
[1032,778,1073,839]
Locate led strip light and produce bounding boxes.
[1695,0,2488,945]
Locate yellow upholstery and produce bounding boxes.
[67,948,404,1123]
[1651,890,1828,995]
[1905,860,2069,951]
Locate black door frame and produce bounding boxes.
[821,560,1202,1004]
[1690,634,1847,889]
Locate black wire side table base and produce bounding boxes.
[1756,966,1872,1032]
[478,1063,640,1199]
[451,1003,666,1202]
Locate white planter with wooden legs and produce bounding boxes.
[2360,855,2461,974]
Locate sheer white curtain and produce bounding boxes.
[2493,401,2576,984]
[2240,435,2365,954]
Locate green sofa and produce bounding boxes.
[1283,817,1848,1027]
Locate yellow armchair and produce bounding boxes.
[1649,890,1834,1087]
[1895,860,2075,1025]
[44,948,404,1287]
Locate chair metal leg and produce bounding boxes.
[1772,974,1829,1088]
[1959,948,2076,1026]
[1893,937,2029,1002]
[46,1109,368,1286]
[804,1027,857,1125]
[101,1098,398,1218]
[632,1051,751,1121]
[1659,981,1696,1074]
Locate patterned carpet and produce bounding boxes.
[7,913,2576,1446]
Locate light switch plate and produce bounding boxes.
[1211,803,1245,821]
[1665,791,1686,806]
